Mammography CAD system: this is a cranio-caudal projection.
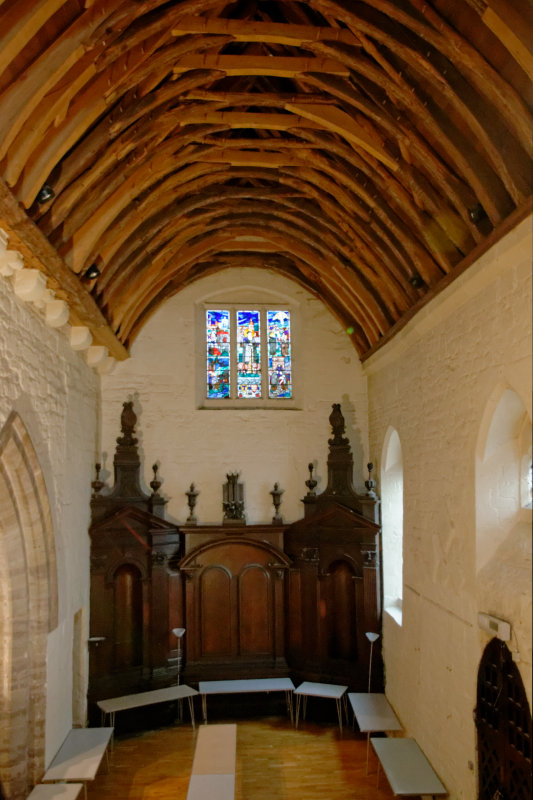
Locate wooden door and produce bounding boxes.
[476,638,532,800]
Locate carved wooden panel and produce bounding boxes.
[180,533,290,681]
[284,504,381,689]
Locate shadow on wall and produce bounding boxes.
[341,392,366,488]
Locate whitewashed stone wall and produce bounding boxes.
[0,280,99,766]
[100,269,369,526]
[364,217,532,799]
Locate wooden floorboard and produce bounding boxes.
[87,714,396,799]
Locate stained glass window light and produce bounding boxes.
[236,309,261,398]
[206,309,230,399]
[267,310,292,399]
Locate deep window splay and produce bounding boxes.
[206,308,291,400]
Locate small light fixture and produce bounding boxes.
[36,184,55,204]
[365,631,380,693]
[468,203,487,224]
[83,264,100,280]
[409,273,424,289]
[172,627,186,685]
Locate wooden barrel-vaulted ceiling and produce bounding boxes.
[0,0,531,360]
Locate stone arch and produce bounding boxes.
[0,412,58,799]
[380,426,403,619]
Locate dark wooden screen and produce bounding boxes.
[476,638,532,800]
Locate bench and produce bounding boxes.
[41,727,113,800]
[198,677,294,722]
[186,723,237,800]
[97,683,198,735]
[371,737,447,799]
[27,786,84,800]
[348,692,402,773]
[293,681,348,733]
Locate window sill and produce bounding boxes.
[198,399,301,410]
[384,604,403,627]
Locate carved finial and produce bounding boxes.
[150,463,161,496]
[223,472,245,524]
[365,462,377,497]
[116,401,138,446]
[91,462,105,496]
[185,482,199,525]
[305,462,317,496]
[270,482,284,524]
[328,402,349,446]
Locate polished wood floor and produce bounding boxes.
[87,707,396,799]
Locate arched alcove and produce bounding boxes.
[476,388,531,571]
[475,387,532,707]
[0,412,58,799]
[380,427,403,621]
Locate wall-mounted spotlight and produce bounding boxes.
[83,264,101,281]
[468,203,487,224]
[409,273,424,288]
[36,184,55,204]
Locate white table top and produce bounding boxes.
[186,774,235,800]
[42,728,113,782]
[97,683,198,713]
[294,681,348,699]
[199,677,294,694]
[371,737,447,796]
[348,693,402,732]
[26,786,84,800]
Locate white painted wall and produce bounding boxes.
[100,268,369,526]
[0,279,99,764]
[364,216,532,799]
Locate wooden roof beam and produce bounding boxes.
[284,102,397,171]
[171,18,361,47]
[172,55,350,77]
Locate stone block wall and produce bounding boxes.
[100,269,370,526]
[0,279,98,781]
[364,217,532,799]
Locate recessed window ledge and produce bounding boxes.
[384,601,403,627]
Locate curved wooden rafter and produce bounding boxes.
[0,0,530,359]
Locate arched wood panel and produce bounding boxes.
[200,566,233,657]
[324,560,357,662]
[113,564,143,670]
[240,565,273,656]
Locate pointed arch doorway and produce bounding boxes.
[476,638,532,800]
[0,412,58,799]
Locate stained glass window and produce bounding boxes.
[267,310,291,399]
[206,309,230,399]
[205,307,292,401]
[237,310,261,398]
